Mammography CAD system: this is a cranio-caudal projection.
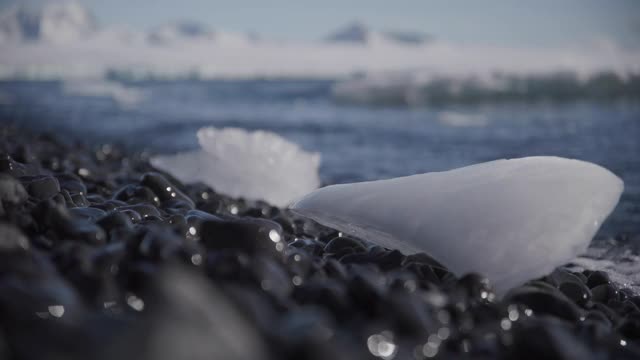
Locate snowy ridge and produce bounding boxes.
[325,22,430,46]
[0,1,639,95]
[147,21,216,45]
[0,1,96,44]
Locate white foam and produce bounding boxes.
[291,157,623,293]
[62,79,146,107]
[151,127,321,207]
[569,240,640,293]
[436,111,489,127]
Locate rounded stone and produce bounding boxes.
[505,285,582,321]
[96,211,134,231]
[55,173,87,195]
[22,175,60,200]
[200,217,284,254]
[140,172,194,208]
[456,273,495,302]
[559,281,591,306]
[591,284,619,304]
[586,271,611,288]
[324,236,366,254]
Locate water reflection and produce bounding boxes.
[367,331,398,359]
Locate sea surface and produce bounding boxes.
[1,79,639,239]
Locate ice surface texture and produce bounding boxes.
[151,127,320,207]
[291,157,624,293]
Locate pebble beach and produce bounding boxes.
[1,125,639,359]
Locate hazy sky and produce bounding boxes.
[2,0,639,48]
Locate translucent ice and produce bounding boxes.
[151,127,321,207]
[291,157,623,292]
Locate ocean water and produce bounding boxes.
[1,79,639,238]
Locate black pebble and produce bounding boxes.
[591,284,619,304]
[587,271,611,288]
[505,285,582,321]
[559,281,591,306]
[22,175,60,200]
[324,236,367,254]
[200,217,284,255]
[140,172,194,208]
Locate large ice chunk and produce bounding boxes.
[291,157,623,292]
[151,127,321,207]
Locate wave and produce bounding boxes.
[62,79,146,107]
[570,236,640,293]
[331,71,640,106]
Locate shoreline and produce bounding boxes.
[1,125,639,359]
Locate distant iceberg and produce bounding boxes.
[151,127,321,207]
[291,157,624,293]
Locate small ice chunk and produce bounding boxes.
[291,157,623,293]
[151,127,320,207]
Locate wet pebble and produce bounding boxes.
[505,285,582,322]
[69,207,107,222]
[22,175,60,200]
[55,174,87,195]
[289,238,325,256]
[117,204,162,220]
[324,236,367,254]
[587,271,612,288]
[559,281,591,307]
[591,284,620,304]
[140,172,194,208]
[96,211,134,232]
[200,217,284,255]
[113,184,159,205]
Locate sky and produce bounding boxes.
[2,0,639,48]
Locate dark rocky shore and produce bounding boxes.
[0,125,639,360]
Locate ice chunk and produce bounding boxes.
[290,157,623,293]
[151,127,321,208]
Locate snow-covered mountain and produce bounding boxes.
[325,22,431,46]
[0,3,255,47]
[0,3,431,48]
[147,21,256,47]
[0,1,97,44]
[147,21,216,45]
[0,2,638,82]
